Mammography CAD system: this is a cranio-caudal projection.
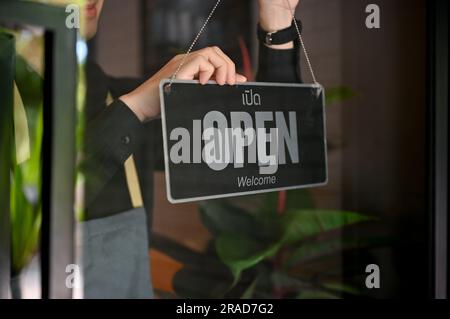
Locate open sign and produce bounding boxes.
[159,80,328,203]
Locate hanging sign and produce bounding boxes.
[159,80,328,203]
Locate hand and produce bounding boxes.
[120,46,247,122]
[258,0,299,31]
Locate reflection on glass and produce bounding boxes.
[0,24,45,299]
[0,0,431,299]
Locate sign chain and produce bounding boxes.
[285,0,318,84]
[169,0,222,88]
[168,0,319,87]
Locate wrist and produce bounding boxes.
[259,9,292,32]
[120,93,146,122]
[264,41,294,50]
[258,15,300,50]
[120,79,161,122]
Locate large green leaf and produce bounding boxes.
[285,189,314,210]
[0,32,15,277]
[325,86,355,106]
[281,209,374,244]
[271,272,313,291]
[297,290,340,299]
[216,233,282,281]
[255,189,314,241]
[8,48,44,273]
[15,54,42,112]
[200,200,260,238]
[241,276,259,299]
[173,266,234,299]
[215,210,373,283]
[10,164,41,274]
[260,189,314,216]
[285,236,389,268]
[322,282,360,295]
[201,199,282,243]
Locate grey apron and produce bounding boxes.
[79,207,153,299]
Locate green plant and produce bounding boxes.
[10,52,44,276]
[8,30,87,276]
[173,190,387,299]
[325,86,355,106]
[170,86,390,299]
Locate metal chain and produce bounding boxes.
[285,0,318,85]
[168,0,222,87]
[168,0,318,87]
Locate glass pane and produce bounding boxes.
[79,0,430,299]
[1,0,438,299]
[0,22,45,299]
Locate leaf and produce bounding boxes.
[210,209,374,287]
[199,200,261,239]
[8,50,44,274]
[281,210,374,244]
[260,189,314,217]
[15,54,43,111]
[285,236,389,268]
[216,233,282,281]
[271,272,313,290]
[325,86,355,106]
[255,189,314,241]
[173,266,234,299]
[285,189,315,210]
[10,166,40,273]
[241,276,259,299]
[297,290,341,299]
[322,282,360,295]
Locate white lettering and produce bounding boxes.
[169,111,299,174]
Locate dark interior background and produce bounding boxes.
[341,0,427,297]
[89,0,429,298]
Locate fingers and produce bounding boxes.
[177,55,214,84]
[236,74,247,83]
[199,47,229,85]
[176,46,248,85]
[211,46,237,85]
[198,57,215,84]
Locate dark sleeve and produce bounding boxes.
[152,119,165,171]
[82,99,145,207]
[255,41,302,83]
[108,76,165,171]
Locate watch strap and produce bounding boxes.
[257,19,302,46]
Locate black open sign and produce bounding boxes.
[159,80,328,203]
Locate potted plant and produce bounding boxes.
[167,86,389,299]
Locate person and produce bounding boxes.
[79,0,302,298]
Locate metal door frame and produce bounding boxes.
[428,0,448,299]
[0,0,77,299]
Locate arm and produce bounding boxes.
[108,75,166,171]
[256,0,302,83]
[82,99,145,210]
[82,47,248,209]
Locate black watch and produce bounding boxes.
[257,19,302,46]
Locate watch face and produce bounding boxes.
[265,33,274,45]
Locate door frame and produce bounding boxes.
[0,0,77,299]
[428,0,448,299]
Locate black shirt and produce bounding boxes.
[82,42,302,239]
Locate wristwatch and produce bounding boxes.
[257,19,302,46]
